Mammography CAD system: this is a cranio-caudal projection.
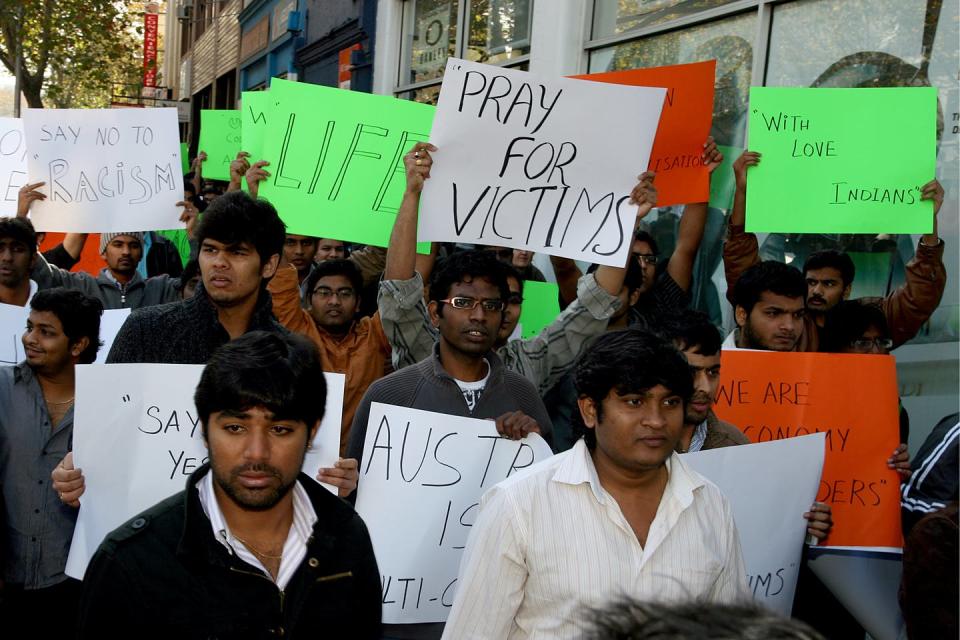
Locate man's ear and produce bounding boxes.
[577,396,599,429]
[261,253,280,279]
[69,336,90,359]
[734,304,747,329]
[842,284,852,300]
[427,300,441,328]
[307,420,321,448]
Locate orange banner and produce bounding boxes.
[713,350,903,550]
[39,233,105,275]
[574,60,716,207]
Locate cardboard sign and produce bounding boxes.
[241,91,272,162]
[746,87,936,234]
[354,403,554,623]
[517,280,560,339]
[180,142,189,175]
[419,58,665,267]
[713,350,903,550]
[258,78,435,248]
[199,109,242,181]
[575,60,716,207]
[684,434,825,616]
[0,304,128,366]
[0,117,27,215]
[22,108,184,232]
[65,364,346,579]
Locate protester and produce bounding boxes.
[510,249,546,282]
[0,216,38,306]
[283,233,319,298]
[442,330,748,638]
[316,238,347,262]
[725,260,809,351]
[0,288,102,635]
[899,501,958,640]
[900,413,958,535]
[175,258,201,300]
[76,332,382,638]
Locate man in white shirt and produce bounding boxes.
[443,329,749,639]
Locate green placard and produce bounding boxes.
[180,142,189,175]
[518,280,561,340]
[745,87,936,234]
[241,91,272,162]
[199,109,241,181]
[708,144,741,211]
[258,78,435,249]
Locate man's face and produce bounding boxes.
[206,406,316,511]
[22,310,80,374]
[103,236,143,278]
[308,274,359,332]
[840,325,892,355]
[199,238,279,307]
[805,267,849,313]
[283,235,318,274]
[428,276,503,358]
[315,239,346,263]
[631,240,658,296]
[0,237,34,288]
[497,276,523,343]
[512,250,533,268]
[580,384,685,472]
[682,348,721,425]
[736,292,805,351]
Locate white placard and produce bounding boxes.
[23,108,184,232]
[355,402,554,624]
[65,364,345,579]
[684,433,826,616]
[0,303,128,366]
[0,117,27,215]
[418,58,666,267]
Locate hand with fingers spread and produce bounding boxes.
[404,142,438,195]
[316,457,359,498]
[51,452,85,508]
[494,411,541,441]
[888,443,912,480]
[17,181,47,218]
[245,160,271,199]
[803,501,833,543]
[701,136,723,173]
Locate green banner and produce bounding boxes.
[258,78,435,248]
[241,91,272,162]
[746,87,936,234]
[518,280,561,340]
[709,144,741,211]
[180,142,189,175]
[199,109,241,181]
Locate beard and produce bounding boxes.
[211,459,300,512]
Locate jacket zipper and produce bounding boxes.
[228,565,286,632]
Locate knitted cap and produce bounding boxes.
[99,232,145,254]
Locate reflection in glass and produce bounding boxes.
[467,0,532,65]
[400,0,460,86]
[591,0,739,38]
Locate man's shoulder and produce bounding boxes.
[126,298,192,324]
[97,491,186,556]
[364,357,432,398]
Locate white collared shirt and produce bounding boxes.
[442,439,749,639]
[197,470,317,591]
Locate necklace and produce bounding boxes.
[232,533,283,560]
[46,397,75,406]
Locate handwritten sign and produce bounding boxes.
[0,304,128,366]
[65,364,346,578]
[23,108,183,232]
[258,78,435,248]
[199,109,241,181]
[419,59,665,267]
[575,60,716,207]
[517,280,560,339]
[241,91,272,162]
[684,433,825,615]
[746,87,936,234]
[354,403,554,623]
[0,117,27,215]
[713,350,903,550]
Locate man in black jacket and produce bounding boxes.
[77,332,382,638]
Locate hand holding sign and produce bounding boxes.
[405,142,437,194]
[52,452,83,508]
[17,181,47,217]
[244,160,271,198]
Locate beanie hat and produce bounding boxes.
[99,232,145,254]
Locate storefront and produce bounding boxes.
[238,0,302,90]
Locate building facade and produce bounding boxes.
[238,0,304,91]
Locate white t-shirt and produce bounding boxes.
[453,359,491,412]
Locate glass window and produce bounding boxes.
[763,0,959,344]
[466,0,532,65]
[591,0,740,39]
[400,0,461,86]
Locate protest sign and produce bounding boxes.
[517,280,560,339]
[746,87,936,234]
[258,78,435,249]
[0,304,127,366]
[241,91,272,162]
[575,60,716,207]
[199,109,241,181]
[65,364,346,578]
[684,433,825,616]
[419,58,665,267]
[710,144,741,210]
[713,350,903,550]
[23,108,183,232]
[0,117,27,215]
[354,403,554,623]
[180,142,189,174]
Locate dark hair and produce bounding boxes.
[804,250,855,286]
[29,288,103,364]
[305,258,363,296]
[194,331,327,436]
[731,261,807,314]
[586,257,644,295]
[652,310,723,356]
[177,258,200,291]
[584,599,824,640]
[195,190,286,266]
[428,249,511,306]
[633,229,660,256]
[0,216,37,249]
[573,329,694,449]
[183,179,196,196]
[501,261,525,297]
[822,300,890,352]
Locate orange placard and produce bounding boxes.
[39,232,105,275]
[574,60,716,207]
[713,350,903,550]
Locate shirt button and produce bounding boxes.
[131,517,146,529]
[307,557,319,568]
